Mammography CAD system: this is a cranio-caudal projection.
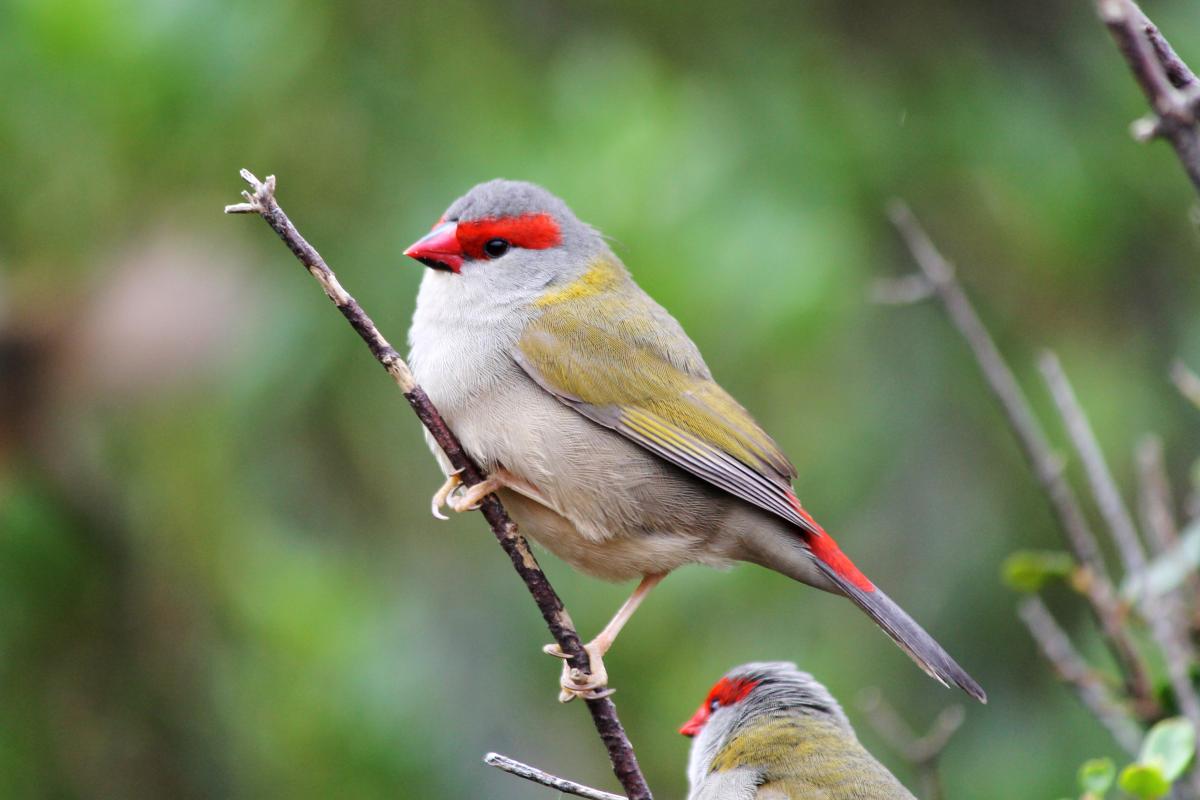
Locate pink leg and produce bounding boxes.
[544,573,666,702]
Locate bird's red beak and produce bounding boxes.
[404,221,463,273]
[678,703,710,737]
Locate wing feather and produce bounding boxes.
[513,258,816,535]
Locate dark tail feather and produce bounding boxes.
[814,559,987,703]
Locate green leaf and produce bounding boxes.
[1139,717,1196,781]
[1078,757,1115,795]
[1001,550,1075,592]
[1118,764,1170,799]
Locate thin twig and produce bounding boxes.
[1038,351,1148,577]
[1134,7,1198,90]
[226,170,653,800]
[1134,437,1200,789]
[484,753,626,800]
[1137,436,1181,555]
[1171,361,1200,411]
[1096,0,1200,193]
[1135,434,1200,627]
[887,200,1154,707]
[1018,597,1142,755]
[1168,361,1200,521]
[858,688,963,800]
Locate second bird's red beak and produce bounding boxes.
[404,221,463,273]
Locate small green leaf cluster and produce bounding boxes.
[1001,550,1076,593]
[1064,718,1196,800]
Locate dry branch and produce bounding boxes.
[1096,0,1200,194]
[225,170,653,800]
[885,200,1154,707]
[1137,436,1181,556]
[1038,352,1147,577]
[484,753,626,800]
[1134,437,1200,789]
[1018,597,1142,755]
[858,688,963,800]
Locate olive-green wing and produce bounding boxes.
[708,718,914,800]
[512,259,814,534]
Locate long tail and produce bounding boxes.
[809,537,987,703]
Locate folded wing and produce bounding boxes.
[513,258,816,536]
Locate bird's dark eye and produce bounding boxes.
[709,700,720,712]
[483,238,510,258]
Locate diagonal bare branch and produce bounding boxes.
[887,201,1156,712]
[1038,352,1147,577]
[1018,597,1142,755]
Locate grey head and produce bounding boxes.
[682,661,854,783]
[722,661,850,727]
[404,179,610,301]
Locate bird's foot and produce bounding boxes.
[433,468,547,518]
[450,475,504,512]
[543,641,614,703]
[429,470,464,520]
[429,470,501,516]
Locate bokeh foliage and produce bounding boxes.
[2,0,1200,797]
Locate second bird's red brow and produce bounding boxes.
[710,676,759,706]
[456,213,562,258]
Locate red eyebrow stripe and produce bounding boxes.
[710,677,758,706]
[456,213,562,258]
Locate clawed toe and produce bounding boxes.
[449,478,498,512]
[543,641,612,703]
[560,665,615,702]
[431,468,546,518]
[430,471,464,520]
[543,643,570,659]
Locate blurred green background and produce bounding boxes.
[2,0,1199,797]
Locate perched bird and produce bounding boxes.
[404,180,984,703]
[680,662,917,799]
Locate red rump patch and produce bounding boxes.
[788,495,875,592]
[456,213,562,259]
[678,677,760,737]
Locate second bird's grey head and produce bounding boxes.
[683,661,852,744]
[682,662,855,790]
[728,661,849,723]
[403,180,605,292]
